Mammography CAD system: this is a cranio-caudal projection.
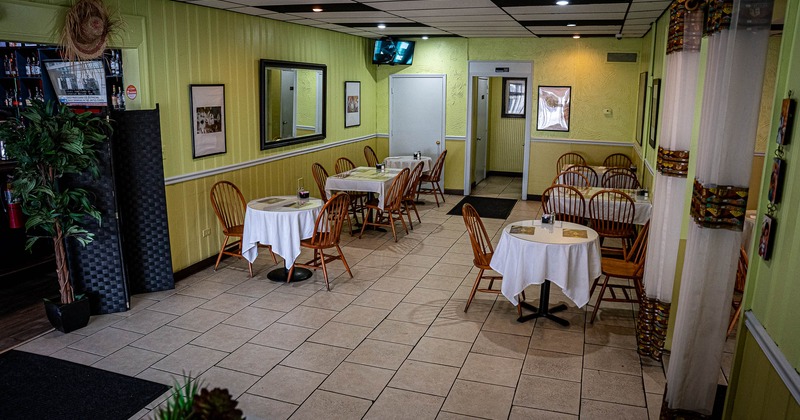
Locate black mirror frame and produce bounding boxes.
[259,59,327,150]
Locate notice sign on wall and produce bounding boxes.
[126,85,138,100]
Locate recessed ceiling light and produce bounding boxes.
[556,0,569,5]
[377,23,386,29]
[312,7,323,12]
[422,36,429,40]
[573,34,581,39]
[567,23,576,27]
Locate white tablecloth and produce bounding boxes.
[383,156,432,172]
[242,196,323,268]
[553,186,652,225]
[325,167,401,210]
[560,164,612,187]
[491,220,602,308]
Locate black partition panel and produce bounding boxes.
[110,108,174,294]
[64,141,129,314]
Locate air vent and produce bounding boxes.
[607,52,638,63]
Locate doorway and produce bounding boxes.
[465,61,533,198]
[474,77,489,184]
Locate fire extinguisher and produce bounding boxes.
[4,175,23,229]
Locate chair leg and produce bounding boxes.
[436,182,445,203]
[389,211,398,242]
[590,275,612,323]
[337,245,353,278]
[359,208,372,238]
[411,200,421,223]
[247,261,253,278]
[397,210,409,235]
[432,183,440,206]
[403,202,414,230]
[318,249,330,291]
[464,270,483,312]
[269,246,278,264]
[214,236,230,271]
[590,276,601,297]
[286,265,295,283]
[727,304,743,336]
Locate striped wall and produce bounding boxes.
[487,77,525,173]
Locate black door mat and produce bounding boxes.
[447,196,517,219]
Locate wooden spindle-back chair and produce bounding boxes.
[360,168,409,242]
[588,189,636,258]
[364,145,379,167]
[552,171,590,188]
[401,161,425,228]
[556,152,586,173]
[417,149,447,206]
[542,184,587,225]
[603,153,633,168]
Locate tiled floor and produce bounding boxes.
[470,175,523,199]
[15,184,669,420]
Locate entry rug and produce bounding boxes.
[0,350,169,420]
[447,196,518,219]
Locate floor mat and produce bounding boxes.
[446,196,517,219]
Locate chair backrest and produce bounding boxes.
[210,181,246,233]
[734,246,748,293]
[427,150,448,181]
[588,189,635,236]
[627,221,651,276]
[565,164,598,186]
[542,184,586,225]
[556,152,586,173]
[603,153,633,168]
[309,192,351,247]
[404,161,425,200]
[364,146,379,167]
[385,168,410,211]
[335,157,357,174]
[312,162,329,201]
[602,171,640,189]
[552,171,590,187]
[462,203,494,268]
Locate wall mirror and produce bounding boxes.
[260,59,326,150]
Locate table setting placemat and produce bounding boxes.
[562,228,588,238]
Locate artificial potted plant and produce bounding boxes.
[0,100,111,332]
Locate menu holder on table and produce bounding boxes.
[510,225,535,235]
[562,229,588,238]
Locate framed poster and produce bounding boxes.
[537,86,571,131]
[190,84,226,158]
[345,81,360,128]
[649,78,661,149]
[635,72,648,146]
[502,78,526,118]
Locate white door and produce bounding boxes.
[474,77,489,184]
[280,70,296,139]
[389,75,446,162]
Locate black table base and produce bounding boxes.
[267,267,313,282]
[517,280,570,326]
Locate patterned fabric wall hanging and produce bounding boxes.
[704,0,733,35]
[668,0,704,54]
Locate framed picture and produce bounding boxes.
[635,72,648,147]
[649,78,661,149]
[776,97,795,145]
[767,157,785,204]
[345,81,360,128]
[758,214,775,261]
[190,84,226,158]
[537,86,571,131]
[502,78,527,118]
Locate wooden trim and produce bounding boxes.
[487,171,523,177]
[530,137,634,147]
[744,310,800,404]
[528,194,542,201]
[444,188,464,196]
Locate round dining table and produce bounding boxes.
[490,220,602,325]
[242,195,323,282]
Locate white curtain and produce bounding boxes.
[666,0,773,413]
[643,36,701,303]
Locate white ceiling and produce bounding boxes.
[172,0,673,38]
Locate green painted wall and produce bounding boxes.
[726,0,800,416]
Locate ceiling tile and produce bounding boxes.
[504,4,629,14]
[511,12,625,20]
[396,7,506,16]
[370,0,498,11]
[229,6,275,15]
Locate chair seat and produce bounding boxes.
[600,257,638,279]
[226,224,245,237]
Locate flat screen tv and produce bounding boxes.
[373,38,415,65]
[43,60,107,107]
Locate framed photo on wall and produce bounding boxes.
[635,72,648,147]
[758,214,775,261]
[190,84,227,158]
[345,81,360,128]
[502,78,527,118]
[767,157,785,204]
[537,86,571,131]
[648,78,661,149]
[776,97,795,145]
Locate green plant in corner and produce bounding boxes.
[157,374,202,420]
[157,374,244,420]
[0,100,111,304]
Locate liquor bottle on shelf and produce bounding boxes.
[110,51,118,75]
[34,86,43,102]
[25,57,31,76]
[111,85,118,109]
[25,89,32,106]
[3,91,11,107]
[118,85,125,110]
[8,55,15,77]
[2,55,8,76]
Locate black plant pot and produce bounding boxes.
[44,296,91,333]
